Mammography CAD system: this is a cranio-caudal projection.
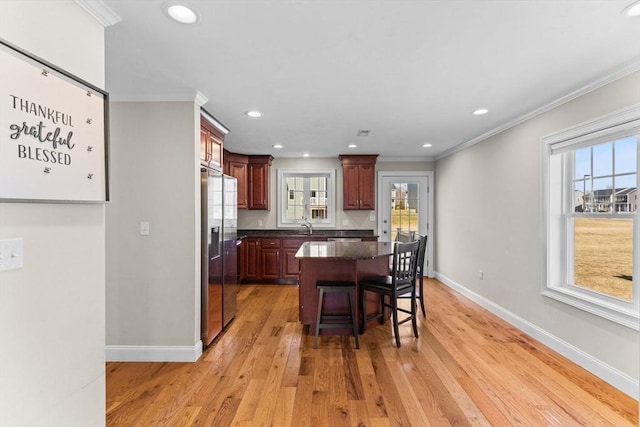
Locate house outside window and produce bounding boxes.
[541,105,639,330]
[277,169,335,227]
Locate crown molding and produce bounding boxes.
[195,91,208,107]
[377,156,435,163]
[435,60,640,161]
[109,90,205,103]
[74,0,121,27]
[201,109,230,135]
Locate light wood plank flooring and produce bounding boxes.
[106,279,638,426]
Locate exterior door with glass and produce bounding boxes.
[379,172,433,277]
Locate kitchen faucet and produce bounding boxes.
[301,219,313,235]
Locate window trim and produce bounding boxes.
[276,168,336,228]
[540,104,640,330]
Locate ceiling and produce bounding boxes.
[101,0,640,160]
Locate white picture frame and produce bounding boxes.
[0,39,109,203]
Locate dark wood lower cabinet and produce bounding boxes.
[282,238,324,279]
[261,250,280,279]
[240,237,281,283]
[241,238,260,281]
[241,236,377,284]
[282,247,301,279]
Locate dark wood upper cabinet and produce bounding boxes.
[200,115,226,171]
[248,155,273,210]
[339,155,378,210]
[224,150,249,209]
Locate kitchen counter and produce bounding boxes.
[294,241,393,260]
[238,229,378,239]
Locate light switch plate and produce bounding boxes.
[0,238,24,271]
[140,222,150,236]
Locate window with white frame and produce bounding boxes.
[277,169,335,227]
[541,105,639,330]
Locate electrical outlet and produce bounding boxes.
[342,219,349,226]
[258,219,263,227]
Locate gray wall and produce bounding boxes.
[106,102,201,355]
[0,1,106,425]
[237,157,434,230]
[434,72,640,390]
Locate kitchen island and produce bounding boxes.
[295,241,394,334]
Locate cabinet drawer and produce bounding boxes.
[261,238,280,248]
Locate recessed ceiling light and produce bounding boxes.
[473,108,489,115]
[623,1,640,16]
[422,143,433,148]
[302,153,310,158]
[348,144,357,148]
[245,110,263,118]
[272,144,283,149]
[165,4,199,24]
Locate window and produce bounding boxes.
[541,105,639,330]
[277,169,335,228]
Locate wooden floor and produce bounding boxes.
[106,279,638,426]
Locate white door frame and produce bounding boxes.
[377,171,434,277]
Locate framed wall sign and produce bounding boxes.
[0,39,109,203]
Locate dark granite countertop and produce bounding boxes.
[294,241,394,260]
[238,229,378,238]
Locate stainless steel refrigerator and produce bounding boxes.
[201,169,239,347]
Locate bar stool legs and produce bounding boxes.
[314,281,360,349]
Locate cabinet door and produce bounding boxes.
[282,238,304,280]
[229,161,248,209]
[342,164,360,210]
[200,128,210,165]
[239,239,246,281]
[358,164,376,209]
[261,249,280,279]
[209,132,223,171]
[243,239,260,281]
[201,117,224,171]
[248,163,269,210]
[282,248,301,278]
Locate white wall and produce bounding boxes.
[106,102,202,361]
[0,1,106,426]
[237,157,434,230]
[435,72,640,396]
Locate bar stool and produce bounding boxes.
[314,280,360,349]
[359,240,420,347]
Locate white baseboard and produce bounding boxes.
[434,272,639,400]
[106,341,203,362]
